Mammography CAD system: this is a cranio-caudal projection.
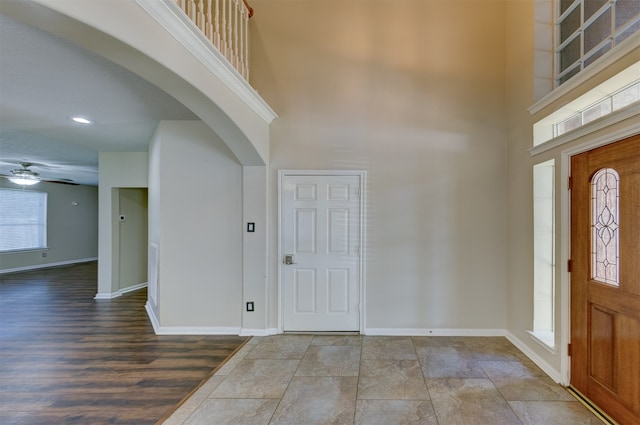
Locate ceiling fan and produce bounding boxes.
[0,162,78,186]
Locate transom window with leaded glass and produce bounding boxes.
[556,0,640,86]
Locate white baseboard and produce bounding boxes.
[364,328,507,337]
[240,328,279,337]
[153,326,241,335]
[145,301,160,334]
[94,282,148,300]
[506,331,562,383]
[0,257,98,275]
[143,303,241,335]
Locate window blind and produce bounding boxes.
[0,189,47,252]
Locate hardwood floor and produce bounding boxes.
[0,261,248,425]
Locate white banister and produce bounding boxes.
[174,0,251,80]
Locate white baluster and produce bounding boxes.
[214,0,220,49]
[232,0,238,68]
[237,3,245,74]
[244,5,249,79]
[196,0,205,32]
[227,0,233,62]
[187,0,196,21]
[205,0,214,43]
[177,0,251,80]
[221,0,227,56]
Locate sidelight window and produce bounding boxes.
[532,160,556,347]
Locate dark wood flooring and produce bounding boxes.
[0,261,248,425]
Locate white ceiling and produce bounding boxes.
[0,12,198,186]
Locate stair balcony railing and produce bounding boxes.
[174,0,253,81]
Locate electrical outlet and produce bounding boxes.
[246,302,254,312]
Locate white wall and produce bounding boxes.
[0,180,98,273]
[148,121,243,331]
[241,166,269,333]
[252,0,508,333]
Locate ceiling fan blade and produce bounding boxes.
[1,174,78,185]
[40,178,79,185]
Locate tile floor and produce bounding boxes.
[162,335,602,425]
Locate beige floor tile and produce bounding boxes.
[295,345,361,376]
[494,375,575,401]
[247,335,312,359]
[362,336,417,360]
[355,400,438,425]
[311,335,363,346]
[509,401,603,424]
[209,359,299,398]
[215,346,254,375]
[162,406,192,425]
[427,378,522,425]
[481,361,575,401]
[170,336,603,425]
[184,376,225,406]
[417,346,487,378]
[358,359,429,400]
[183,398,279,425]
[411,336,466,348]
[462,337,529,362]
[162,375,226,424]
[480,360,546,378]
[269,376,357,425]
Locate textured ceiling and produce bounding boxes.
[0,12,198,186]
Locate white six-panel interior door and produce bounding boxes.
[280,172,363,332]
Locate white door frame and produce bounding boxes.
[278,170,366,334]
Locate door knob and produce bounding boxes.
[283,254,296,265]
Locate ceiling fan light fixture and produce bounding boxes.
[71,116,92,124]
[9,168,40,186]
[8,176,40,186]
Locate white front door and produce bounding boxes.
[281,173,361,332]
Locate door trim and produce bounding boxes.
[277,170,367,334]
[560,128,640,385]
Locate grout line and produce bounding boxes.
[264,334,308,424]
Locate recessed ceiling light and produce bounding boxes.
[71,116,92,124]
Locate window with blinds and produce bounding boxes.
[0,189,47,252]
